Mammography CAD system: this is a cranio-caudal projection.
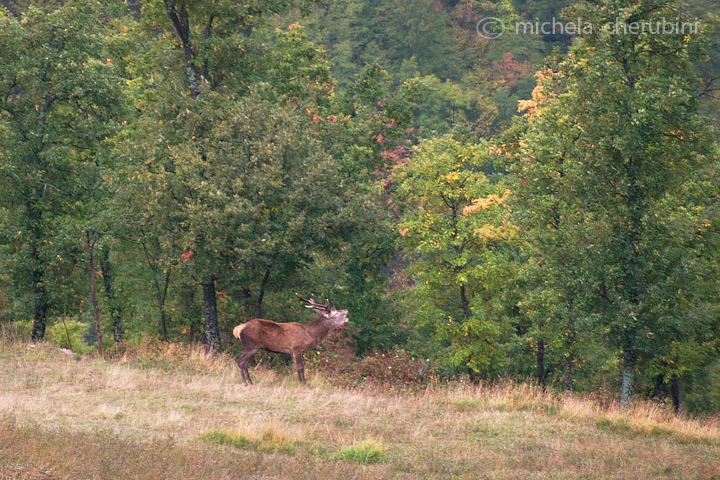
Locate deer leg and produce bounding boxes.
[240,363,252,385]
[236,347,258,385]
[292,351,306,385]
[234,355,250,385]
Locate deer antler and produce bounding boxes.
[294,293,331,314]
[294,292,309,303]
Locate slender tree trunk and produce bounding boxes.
[563,354,574,396]
[29,205,47,342]
[670,374,684,415]
[563,330,576,396]
[620,352,635,406]
[620,187,641,407]
[202,274,221,353]
[536,338,547,390]
[152,272,170,340]
[85,230,102,356]
[179,280,200,341]
[155,269,171,342]
[30,262,48,342]
[140,236,172,342]
[159,303,168,342]
[99,245,123,343]
[164,0,201,97]
[29,249,47,341]
[125,0,142,20]
[60,315,73,351]
[459,283,470,320]
[256,267,271,318]
[31,291,48,342]
[241,286,256,320]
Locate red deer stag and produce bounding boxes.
[232,294,348,385]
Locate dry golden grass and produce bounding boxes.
[0,338,719,479]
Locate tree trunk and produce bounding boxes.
[670,374,684,415]
[139,236,172,342]
[60,315,73,351]
[459,283,470,320]
[620,353,635,406]
[31,292,48,342]
[563,354,574,396]
[125,0,142,20]
[155,269,171,342]
[202,274,221,353]
[99,245,123,343]
[29,236,47,342]
[179,280,200,341]
[158,305,168,342]
[241,287,253,319]
[164,0,201,97]
[536,338,547,390]
[85,230,102,356]
[256,267,271,318]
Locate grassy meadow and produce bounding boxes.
[0,337,719,479]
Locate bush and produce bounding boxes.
[46,319,93,354]
[307,331,432,389]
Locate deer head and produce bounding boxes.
[296,293,349,330]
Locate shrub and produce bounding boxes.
[307,331,432,389]
[46,319,93,354]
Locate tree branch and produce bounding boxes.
[697,75,720,98]
[163,0,201,97]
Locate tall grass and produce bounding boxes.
[0,336,718,479]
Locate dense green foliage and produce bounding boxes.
[0,0,719,412]
[392,137,517,376]
[505,0,720,407]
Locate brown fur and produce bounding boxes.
[232,324,247,339]
[233,306,348,385]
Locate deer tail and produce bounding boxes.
[232,323,248,339]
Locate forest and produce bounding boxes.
[1,0,719,415]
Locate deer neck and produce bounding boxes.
[304,317,333,346]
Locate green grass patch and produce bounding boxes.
[334,439,387,464]
[597,417,681,439]
[199,429,298,455]
[596,417,720,446]
[452,398,486,412]
[596,417,633,434]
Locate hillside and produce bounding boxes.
[1,340,719,479]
